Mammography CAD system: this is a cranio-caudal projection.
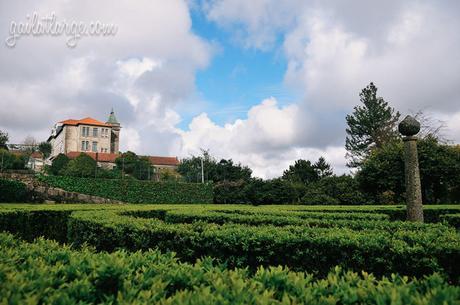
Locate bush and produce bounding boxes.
[0,178,30,202]
[62,153,97,177]
[2,232,459,305]
[0,149,27,170]
[301,175,367,205]
[1,205,459,283]
[39,175,213,204]
[48,153,70,175]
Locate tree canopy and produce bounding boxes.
[0,130,8,150]
[345,82,400,167]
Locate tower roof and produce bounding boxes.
[107,108,120,125]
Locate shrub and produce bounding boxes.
[301,175,366,205]
[62,153,97,177]
[2,232,459,305]
[0,178,30,202]
[0,149,27,170]
[48,153,70,175]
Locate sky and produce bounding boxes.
[1,0,460,178]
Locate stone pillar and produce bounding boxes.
[398,115,424,222]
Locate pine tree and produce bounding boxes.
[314,157,333,178]
[345,82,400,167]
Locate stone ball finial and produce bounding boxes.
[398,115,421,136]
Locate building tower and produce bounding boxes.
[106,108,121,153]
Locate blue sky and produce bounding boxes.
[181,8,300,128]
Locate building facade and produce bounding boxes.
[48,110,121,159]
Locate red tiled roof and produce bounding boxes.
[9,150,43,159]
[66,152,180,166]
[60,117,112,127]
[66,152,120,163]
[148,156,180,166]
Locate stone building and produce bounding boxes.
[47,109,180,173]
[47,109,121,158]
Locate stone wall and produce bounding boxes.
[0,172,124,204]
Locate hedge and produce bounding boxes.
[2,232,459,305]
[441,214,460,229]
[0,178,30,202]
[0,205,458,282]
[39,174,213,204]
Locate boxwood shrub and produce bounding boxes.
[2,232,459,305]
[0,178,31,202]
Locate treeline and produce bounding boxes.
[179,83,460,205]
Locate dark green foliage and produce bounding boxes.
[0,130,8,149]
[39,175,213,204]
[62,153,97,177]
[38,141,52,158]
[115,151,154,180]
[345,82,401,167]
[357,138,460,204]
[441,214,460,229]
[213,180,248,204]
[302,175,367,205]
[2,232,459,305]
[282,159,319,185]
[314,156,333,179]
[178,150,252,183]
[0,179,30,202]
[213,178,299,205]
[49,153,70,175]
[0,149,27,170]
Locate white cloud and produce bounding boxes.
[178,97,346,178]
[0,0,212,155]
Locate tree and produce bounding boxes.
[0,130,8,150]
[314,157,333,179]
[62,153,97,177]
[356,137,460,204]
[48,153,70,175]
[38,142,52,158]
[345,82,400,167]
[23,136,37,153]
[115,151,154,180]
[282,159,319,185]
[0,149,27,171]
[301,175,366,205]
[178,150,252,183]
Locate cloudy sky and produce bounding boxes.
[1,0,459,178]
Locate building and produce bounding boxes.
[48,109,121,158]
[48,109,180,174]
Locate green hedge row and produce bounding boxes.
[39,174,213,204]
[66,210,460,282]
[0,178,31,202]
[441,214,460,229]
[3,232,459,305]
[128,209,458,232]
[1,206,459,282]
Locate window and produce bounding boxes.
[81,141,89,151]
[92,141,98,152]
[81,126,90,137]
[93,128,98,137]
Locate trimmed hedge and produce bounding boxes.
[1,205,459,283]
[0,178,30,202]
[1,205,458,282]
[39,174,213,204]
[3,232,459,305]
[441,214,460,229]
